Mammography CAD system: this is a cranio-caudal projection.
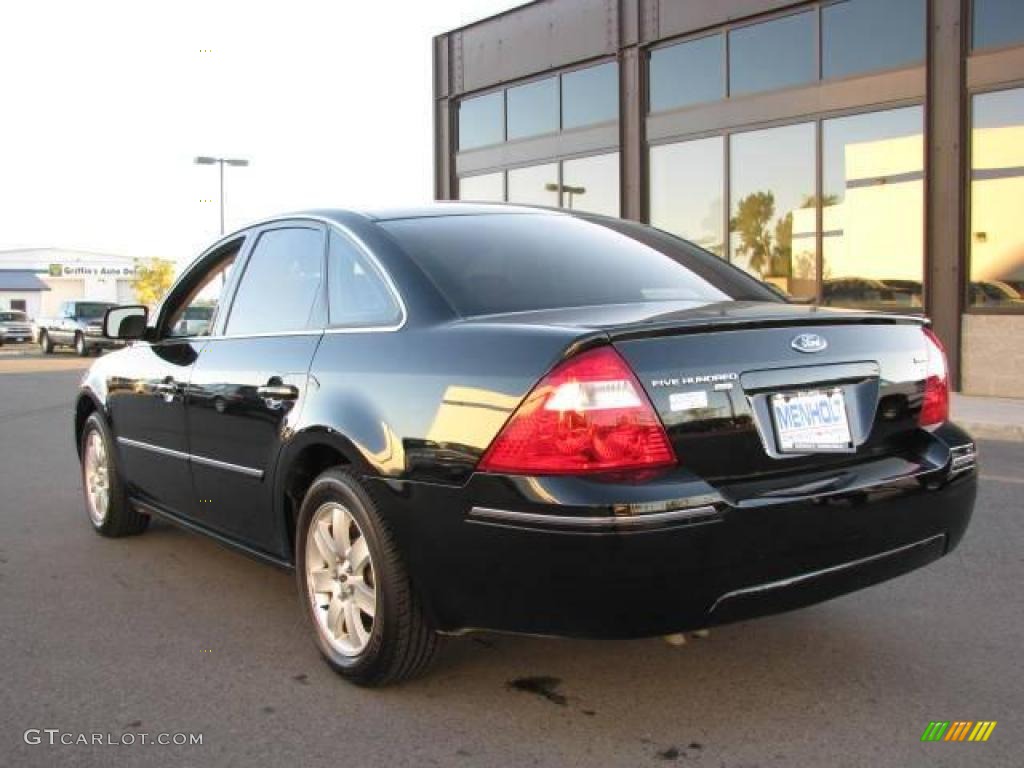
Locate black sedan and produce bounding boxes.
[76,205,977,686]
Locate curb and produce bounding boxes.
[956,421,1024,443]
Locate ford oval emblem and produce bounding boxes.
[791,333,828,353]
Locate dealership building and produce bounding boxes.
[0,249,137,319]
[433,0,1024,398]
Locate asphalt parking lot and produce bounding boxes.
[0,360,1020,767]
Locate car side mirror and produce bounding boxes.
[104,305,148,340]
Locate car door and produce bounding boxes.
[108,237,244,516]
[185,222,327,553]
[54,302,74,343]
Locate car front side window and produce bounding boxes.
[163,249,238,339]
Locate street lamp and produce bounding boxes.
[194,156,249,234]
[545,182,586,210]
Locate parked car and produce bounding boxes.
[822,277,921,310]
[37,300,123,356]
[969,280,1023,307]
[0,309,34,346]
[170,303,215,337]
[75,206,977,686]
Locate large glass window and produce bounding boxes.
[226,228,324,335]
[560,152,619,216]
[506,77,559,140]
[649,35,725,112]
[729,12,816,96]
[970,88,1024,308]
[458,172,504,202]
[823,0,925,79]
[729,123,817,299]
[562,62,618,129]
[649,137,725,256]
[507,163,559,206]
[458,92,504,151]
[973,0,1024,51]
[821,107,924,311]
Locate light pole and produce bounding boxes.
[194,156,249,234]
[545,182,586,210]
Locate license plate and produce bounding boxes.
[770,387,852,453]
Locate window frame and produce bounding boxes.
[964,80,1024,314]
[155,217,409,342]
[644,0,928,118]
[969,0,1024,55]
[459,149,622,217]
[153,235,247,341]
[646,31,727,115]
[454,56,619,154]
[727,6,819,98]
[646,98,927,308]
[217,222,328,339]
[457,88,507,152]
[325,226,407,331]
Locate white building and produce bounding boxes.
[0,248,137,319]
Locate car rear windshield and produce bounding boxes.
[1,311,28,321]
[77,303,115,319]
[381,213,771,316]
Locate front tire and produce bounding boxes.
[80,412,149,537]
[75,332,88,357]
[39,330,53,354]
[296,468,438,686]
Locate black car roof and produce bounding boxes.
[298,202,563,224]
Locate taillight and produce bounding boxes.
[919,326,949,428]
[478,346,676,474]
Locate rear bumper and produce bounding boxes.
[368,425,977,638]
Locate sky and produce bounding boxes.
[0,0,523,264]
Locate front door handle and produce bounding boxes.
[256,384,299,400]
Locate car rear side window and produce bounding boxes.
[381,213,736,316]
[327,229,402,328]
[225,227,325,335]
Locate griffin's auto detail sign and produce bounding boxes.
[48,264,134,277]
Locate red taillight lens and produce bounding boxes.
[919,326,949,428]
[478,346,676,475]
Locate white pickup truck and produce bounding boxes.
[0,309,35,346]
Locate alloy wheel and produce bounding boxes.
[305,502,377,656]
[83,430,110,525]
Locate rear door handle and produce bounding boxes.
[257,384,299,400]
[155,377,178,403]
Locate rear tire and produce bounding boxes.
[75,332,88,357]
[296,468,438,686]
[80,412,149,537]
[39,330,53,354]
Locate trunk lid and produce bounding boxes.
[602,302,928,482]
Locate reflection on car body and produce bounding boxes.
[74,204,976,686]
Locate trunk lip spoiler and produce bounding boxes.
[602,312,926,342]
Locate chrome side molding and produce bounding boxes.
[117,436,263,479]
